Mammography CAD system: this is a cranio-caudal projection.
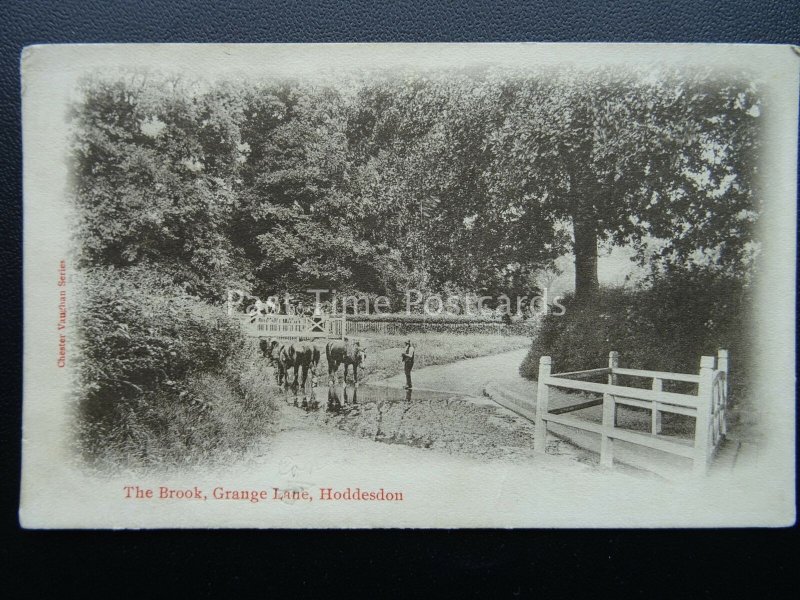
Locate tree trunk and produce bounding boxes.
[573,213,599,301]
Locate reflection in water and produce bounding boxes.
[282,385,321,411]
[344,385,357,405]
[288,384,427,415]
[321,384,423,415]
[326,384,363,415]
[280,383,542,461]
[327,386,342,413]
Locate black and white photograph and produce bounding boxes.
[19,43,796,528]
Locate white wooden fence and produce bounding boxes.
[534,350,729,475]
[237,313,346,340]
[346,320,402,336]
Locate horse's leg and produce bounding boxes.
[353,363,358,386]
[301,365,308,391]
[343,363,350,384]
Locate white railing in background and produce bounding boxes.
[237,313,346,340]
[346,320,402,335]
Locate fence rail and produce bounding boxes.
[344,318,508,336]
[346,320,402,336]
[534,349,729,475]
[232,311,527,337]
[237,314,345,340]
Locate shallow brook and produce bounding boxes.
[275,384,585,463]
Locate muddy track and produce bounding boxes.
[266,347,595,466]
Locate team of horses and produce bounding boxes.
[259,337,367,392]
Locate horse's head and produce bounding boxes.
[260,338,279,363]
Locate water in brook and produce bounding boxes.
[274,383,585,463]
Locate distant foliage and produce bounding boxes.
[519,266,754,400]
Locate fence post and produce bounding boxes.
[651,378,663,435]
[718,349,729,436]
[694,355,716,475]
[608,351,619,426]
[534,356,552,454]
[601,393,616,469]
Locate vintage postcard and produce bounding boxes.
[20,43,797,528]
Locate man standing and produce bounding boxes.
[401,339,415,390]
[250,297,264,324]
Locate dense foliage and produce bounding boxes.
[69,67,761,304]
[520,266,754,401]
[74,267,274,468]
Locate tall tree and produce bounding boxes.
[490,67,761,299]
[70,68,761,308]
[345,73,562,302]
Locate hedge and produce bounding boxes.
[519,267,754,402]
[343,311,540,335]
[73,266,276,469]
[344,312,508,324]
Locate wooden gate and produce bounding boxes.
[238,313,346,340]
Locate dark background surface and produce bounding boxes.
[1,0,797,595]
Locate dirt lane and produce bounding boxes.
[376,348,535,397]
[255,347,602,476]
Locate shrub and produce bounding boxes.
[344,311,540,336]
[519,267,754,401]
[73,267,277,470]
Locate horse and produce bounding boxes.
[259,340,290,385]
[270,341,321,391]
[259,338,280,368]
[274,343,295,387]
[326,339,367,385]
[289,342,321,391]
[259,338,275,359]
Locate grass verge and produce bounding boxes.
[287,333,531,383]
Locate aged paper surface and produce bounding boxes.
[20,44,797,528]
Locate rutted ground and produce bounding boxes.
[275,386,544,462]
[258,347,597,471]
